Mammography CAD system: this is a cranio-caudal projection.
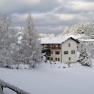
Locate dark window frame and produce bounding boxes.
[64,51,68,54]
[58,58,60,61]
[55,58,57,61]
[68,43,71,47]
[55,51,60,55]
[71,50,75,54]
[69,57,71,61]
[51,57,53,60]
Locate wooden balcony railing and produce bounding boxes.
[42,44,61,49]
[0,79,30,94]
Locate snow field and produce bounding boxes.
[0,62,94,94]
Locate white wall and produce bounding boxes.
[61,39,78,63]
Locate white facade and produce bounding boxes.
[61,38,79,63]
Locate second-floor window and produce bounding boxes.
[68,43,71,47]
[64,51,68,54]
[55,51,60,54]
[71,50,75,54]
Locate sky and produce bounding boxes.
[0,0,94,34]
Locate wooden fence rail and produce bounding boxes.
[0,79,30,94]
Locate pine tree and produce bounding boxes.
[0,15,12,67]
[21,14,42,68]
[79,43,92,67]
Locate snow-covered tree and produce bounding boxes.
[78,42,92,67]
[63,23,94,38]
[10,29,24,67]
[20,14,42,68]
[0,15,12,66]
[0,15,20,67]
[0,14,42,69]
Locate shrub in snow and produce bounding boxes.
[17,64,30,69]
[41,53,47,63]
[63,66,66,68]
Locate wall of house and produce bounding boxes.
[42,44,62,62]
[50,49,62,62]
[61,39,78,63]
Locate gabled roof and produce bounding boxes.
[64,37,80,44]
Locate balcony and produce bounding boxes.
[42,44,61,49]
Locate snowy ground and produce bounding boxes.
[0,62,94,94]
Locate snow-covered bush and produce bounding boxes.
[41,53,47,63]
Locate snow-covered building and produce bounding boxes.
[41,36,80,63]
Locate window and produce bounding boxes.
[55,51,60,54]
[69,57,71,61]
[58,44,61,49]
[64,51,68,54]
[51,57,53,60]
[68,43,71,47]
[77,46,78,48]
[71,50,75,54]
[55,58,60,61]
[47,57,50,60]
[55,58,57,61]
[58,58,60,61]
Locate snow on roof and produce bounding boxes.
[58,34,83,39]
[40,33,94,44]
[40,34,79,44]
[79,39,94,42]
[41,37,64,44]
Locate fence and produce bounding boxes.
[0,79,30,94]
